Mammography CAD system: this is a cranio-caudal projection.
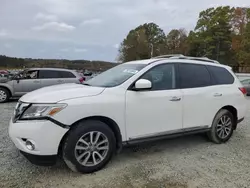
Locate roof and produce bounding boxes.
[124,55,231,69]
[26,68,76,72]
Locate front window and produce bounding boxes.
[85,63,146,87]
[140,64,176,90]
[15,70,38,79]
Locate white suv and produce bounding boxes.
[9,55,247,173]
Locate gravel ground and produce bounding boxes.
[1,99,250,188]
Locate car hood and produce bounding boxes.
[0,77,10,83]
[20,83,105,103]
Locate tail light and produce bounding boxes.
[239,87,247,95]
[79,77,85,83]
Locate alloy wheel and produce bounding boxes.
[216,115,232,139]
[0,90,7,102]
[74,131,109,167]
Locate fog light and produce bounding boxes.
[25,140,35,151]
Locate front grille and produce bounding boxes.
[13,101,30,122]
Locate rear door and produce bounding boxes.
[39,70,65,87]
[178,63,220,129]
[206,65,243,115]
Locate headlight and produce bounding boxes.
[20,104,67,120]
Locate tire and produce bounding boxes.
[208,109,235,144]
[0,87,10,103]
[63,120,116,173]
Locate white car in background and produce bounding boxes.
[9,55,247,173]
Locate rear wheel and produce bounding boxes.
[208,109,235,144]
[63,120,116,173]
[0,87,10,103]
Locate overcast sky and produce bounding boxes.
[0,0,249,61]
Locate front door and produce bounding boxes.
[13,70,41,96]
[125,63,183,140]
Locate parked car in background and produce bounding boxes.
[235,73,250,96]
[0,68,85,103]
[83,71,94,81]
[0,74,8,82]
[9,55,247,173]
[0,70,9,75]
[235,73,250,81]
[240,79,250,96]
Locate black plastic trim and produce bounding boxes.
[123,127,210,145]
[20,150,57,166]
[237,117,244,124]
[18,117,70,129]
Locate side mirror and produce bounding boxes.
[133,79,152,91]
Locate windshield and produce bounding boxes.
[85,64,146,87]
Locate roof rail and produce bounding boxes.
[151,54,184,59]
[152,54,220,64]
[172,56,220,64]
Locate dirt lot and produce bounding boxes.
[1,100,250,188]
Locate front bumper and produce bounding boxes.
[20,150,57,166]
[9,118,68,156]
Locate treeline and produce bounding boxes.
[0,55,115,71]
[118,6,250,72]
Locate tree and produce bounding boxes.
[231,7,250,71]
[166,28,188,55]
[118,23,167,62]
[237,21,250,71]
[188,6,234,64]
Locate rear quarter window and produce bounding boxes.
[207,66,234,85]
[39,70,61,79]
[59,71,76,78]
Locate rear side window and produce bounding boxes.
[60,71,76,78]
[179,64,211,89]
[207,66,234,85]
[39,70,61,79]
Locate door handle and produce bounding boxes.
[169,96,181,101]
[57,80,64,83]
[214,93,222,97]
[33,80,40,83]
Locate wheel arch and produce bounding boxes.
[58,116,123,155]
[0,86,12,97]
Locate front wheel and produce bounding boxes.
[63,120,116,173]
[0,87,10,103]
[208,109,235,144]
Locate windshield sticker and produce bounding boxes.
[123,69,139,74]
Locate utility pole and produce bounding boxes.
[150,43,153,58]
[216,36,220,61]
